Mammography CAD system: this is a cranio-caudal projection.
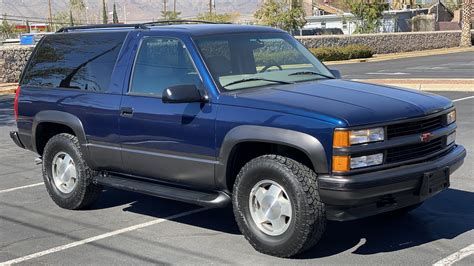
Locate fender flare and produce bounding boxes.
[32,110,91,165]
[215,125,329,190]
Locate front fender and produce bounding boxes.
[215,125,328,190]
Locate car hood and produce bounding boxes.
[218,79,453,127]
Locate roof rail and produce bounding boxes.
[57,23,148,33]
[141,20,227,26]
[56,20,229,33]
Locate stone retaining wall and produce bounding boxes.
[0,45,34,83]
[296,30,471,54]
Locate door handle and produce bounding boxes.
[120,107,134,118]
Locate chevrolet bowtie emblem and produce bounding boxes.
[420,132,434,143]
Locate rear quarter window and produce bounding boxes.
[22,31,127,92]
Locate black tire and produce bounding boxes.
[384,203,423,217]
[42,133,102,210]
[232,155,326,258]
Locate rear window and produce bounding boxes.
[22,31,127,92]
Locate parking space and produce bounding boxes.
[0,92,473,265]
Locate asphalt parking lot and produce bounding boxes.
[334,51,474,79]
[0,91,473,265]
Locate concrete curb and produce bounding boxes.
[325,47,474,66]
[354,79,474,92]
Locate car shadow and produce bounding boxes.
[297,188,474,259]
[89,188,241,235]
[90,187,473,258]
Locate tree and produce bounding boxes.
[346,0,388,34]
[460,0,472,47]
[52,11,69,30]
[161,11,181,20]
[254,0,306,32]
[113,2,119,23]
[1,13,15,38]
[102,0,108,24]
[69,0,86,24]
[69,9,75,26]
[197,12,239,23]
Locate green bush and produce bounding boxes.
[309,45,374,62]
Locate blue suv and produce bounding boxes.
[10,21,466,257]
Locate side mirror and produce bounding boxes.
[330,69,342,79]
[162,85,203,104]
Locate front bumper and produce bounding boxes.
[319,145,466,221]
[10,131,25,149]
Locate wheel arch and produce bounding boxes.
[216,125,329,192]
[32,111,90,163]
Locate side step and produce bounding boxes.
[95,174,231,208]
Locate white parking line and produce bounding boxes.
[433,244,474,266]
[0,183,43,194]
[453,96,474,102]
[0,207,208,265]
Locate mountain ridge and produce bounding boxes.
[1,0,262,23]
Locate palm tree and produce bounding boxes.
[460,0,472,47]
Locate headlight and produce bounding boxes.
[333,127,385,147]
[447,110,456,125]
[350,153,384,169]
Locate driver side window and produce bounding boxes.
[129,37,200,97]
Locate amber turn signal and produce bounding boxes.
[333,131,350,147]
[332,156,350,172]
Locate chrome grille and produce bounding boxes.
[387,115,443,139]
[386,137,445,164]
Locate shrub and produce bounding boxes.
[309,45,374,61]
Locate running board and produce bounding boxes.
[95,174,231,208]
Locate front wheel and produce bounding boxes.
[232,155,326,258]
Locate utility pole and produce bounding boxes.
[48,0,53,30]
[123,0,127,23]
[164,0,167,14]
[174,0,176,13]
[209,0,212,13]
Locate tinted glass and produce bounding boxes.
[130,37,200,96]
[195,33,333,91]
[22,31,127,92]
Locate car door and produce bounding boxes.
[119,36,217,189]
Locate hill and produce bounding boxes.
[1,0,261,24]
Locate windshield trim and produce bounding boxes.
[191,32,334,94]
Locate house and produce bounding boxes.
[304,3,357,34]
[304,3,430,34]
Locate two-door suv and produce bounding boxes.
[10,21,466,257]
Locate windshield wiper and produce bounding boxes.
[288,71,335,79]
[222,78,294,88]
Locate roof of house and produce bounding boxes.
[314,4,345,15]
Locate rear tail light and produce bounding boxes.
[14,85,21,121]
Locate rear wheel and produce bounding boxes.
[232,155,326,258]
[42,133,102,209]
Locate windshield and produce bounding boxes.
[194,33,333,91]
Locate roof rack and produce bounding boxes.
[57,20,226,33]
[57,23,147,33]
[142,19,226,26]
